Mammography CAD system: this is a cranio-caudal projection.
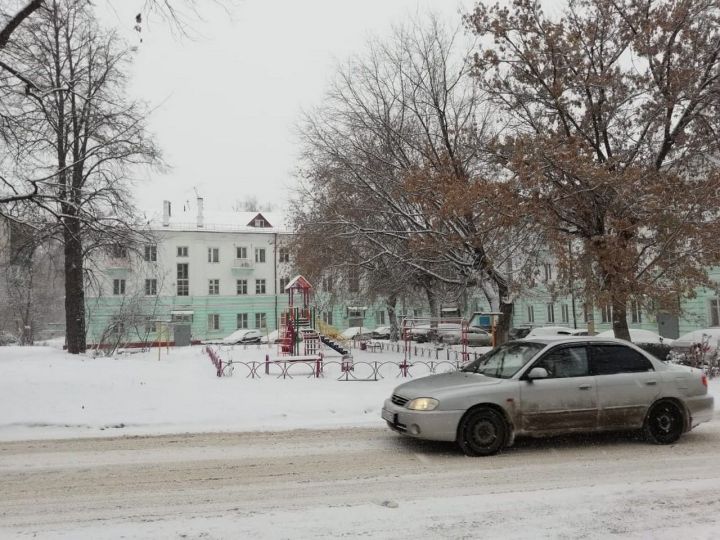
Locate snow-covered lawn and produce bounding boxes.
[0,344,717,442]
[0,344,406,441]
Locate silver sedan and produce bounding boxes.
[382,337,714,456]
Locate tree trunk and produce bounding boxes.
[64,215,86,353]
[612,296,631,342]
[496,281,513,346]
[424,285,438,322]
[386,293,399,341]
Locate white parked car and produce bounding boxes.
[222,329,263,344]
[524,326,588,339]
[595,329,673,345]
[340,326,373,340]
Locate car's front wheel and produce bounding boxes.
[644,400,684,444]
[457,407,508,456]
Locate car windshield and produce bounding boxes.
[461,341,545,378]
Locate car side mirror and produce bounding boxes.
[527,367,549,381]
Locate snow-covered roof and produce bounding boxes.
[145,199,291,233]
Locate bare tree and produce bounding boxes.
[294,16,540,342]
[1,0,160,353]
[467,0,720,340]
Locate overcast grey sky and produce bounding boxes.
[99,0,475,217]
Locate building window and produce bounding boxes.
[413,308,422,317]
[208,247,219,263]
[255,248,266,263]
[322,311,333,325]
[376,311,386,325]
[279,247,290,263]
[171,313,193,323]
[254,218,268,228]
[601,304,612,324]
[561,304,569,324]
[279,277,290,292]
[144,245,157,262]
[236,246,247,259]
[177,263,189,296]
[322,276,333,293]
[143,317,156,334]
[237,313,248,329]
[208,314,220,331]
[583,303,593,323]
[145,279,157,296]
[255,279,266,294]
[236,279,248,295]
[110,245,128,259]
[208,279,220,295]
[255,312,267,329]
[177,246,188,257]
[526,305,535,323]
[630,300,642,324]
[546,303,555,323]
[710,298,720,327]
[543,263,552,281]
[113,279,126,295]
[348,268,360,293]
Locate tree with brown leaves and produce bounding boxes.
[467,0,720,340]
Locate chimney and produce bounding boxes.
[197,197,204,228]
[162,200,171,227]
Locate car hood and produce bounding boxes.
[393,371,503,398]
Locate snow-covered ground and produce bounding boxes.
[0,344,429,441]
[0,344,717,442]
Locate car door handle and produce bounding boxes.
[578,385,592,390]
[645,380,657,386]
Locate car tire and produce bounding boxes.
[644,400,684,445]
[457,407,508,457]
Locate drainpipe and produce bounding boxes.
[273,232,278,331]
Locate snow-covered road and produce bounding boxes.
[2,422,720,539]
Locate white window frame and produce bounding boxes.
[237,313,248,329]
[145,278,157,296]
[561,304,569,324]
[631,300,643,324]
[236,279,248,295]
[255,248,266,263]
[546,303,555,324]
[113,278,126,295]
[208,279,220,295]
[144,245,157,262]
[208,314,220,331]
[177,246,188,257]
[526,305,535,324]
[236,246,247,259]
[710,298,720,327]
[255,312,267,329]
[255,279,266,294]
[208,247,220,263]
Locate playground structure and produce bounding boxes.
[270,275,352,375]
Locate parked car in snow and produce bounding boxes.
[524,326,589,339]
[260,330,281,344]
[440,326,492,347]
[222,329,263,344]
[340,326,373,340]
[382,337,713,456]
[669,329,720,367]
[595,329,673,345]
[371,326,392,339]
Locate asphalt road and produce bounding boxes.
[2,421,720,539]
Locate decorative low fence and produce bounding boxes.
[203,346,468,381]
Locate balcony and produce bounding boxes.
[231,258,255,273]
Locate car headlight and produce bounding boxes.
[406,397,439,411]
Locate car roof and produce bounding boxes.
[520,336,638,345]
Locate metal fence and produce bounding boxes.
[204,346,467,380]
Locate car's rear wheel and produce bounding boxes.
[644,400,684,444]
[457,407,507,456]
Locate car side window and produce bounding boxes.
[533,346,588,378]
[590,344,654,375]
